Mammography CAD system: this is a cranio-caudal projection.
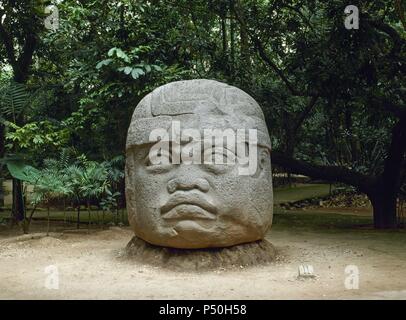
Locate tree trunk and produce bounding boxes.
[24,203,38,234]
[87,199,91,232]
[237,0,249,67]
[285,126,295,187]
[371,117,406,228]
[76,206,80,229]
[0,124,4,208]
[221,17,227,54]
[370,191,397,228]
[229,0,235,76]
[46,205,50,236]
[12,178,25,223]
[0,5,38,227]
[0,179,4,208]
[0,124,4,159]
[63,198,66,226]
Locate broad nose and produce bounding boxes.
[167,177,210,194]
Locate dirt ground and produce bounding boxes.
[1,218,405,300]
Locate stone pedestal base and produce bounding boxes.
[122,236,276,271]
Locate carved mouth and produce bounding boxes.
[161,193,217,220]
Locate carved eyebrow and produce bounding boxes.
[128,141,157,151]
[202,144,237,155]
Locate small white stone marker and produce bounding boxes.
[298,265,315,278]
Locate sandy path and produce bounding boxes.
[0,226,405,300]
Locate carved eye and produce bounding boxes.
[145,148,172,168]
[201,146,236,174]
[202,146,235,163]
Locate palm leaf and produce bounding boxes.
[0,82,30,121]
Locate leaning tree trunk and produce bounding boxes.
[24,203,38,234]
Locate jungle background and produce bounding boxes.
[0,0,406,300]
[1,0,405,231]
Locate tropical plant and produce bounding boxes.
[0,81,31,223]
[57,152,120,229]
[0,82,30,123]
[100,190,121,225]
[79,161,110,230]
[30,168,70,235]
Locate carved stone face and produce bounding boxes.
[125,79,273,249]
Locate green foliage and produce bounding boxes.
[31,168,70,206]
[0,82,29,122]
[100,190,121,212]
[96,45,163,80]
[5,160,40,184]
[36,149,123,210]
[5,121,69,150]
[4,146,123,212]
[1,0,404,209]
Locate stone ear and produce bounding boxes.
[259,148,271,172]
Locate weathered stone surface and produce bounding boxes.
[122,236,276,271]
[125,79,273,249]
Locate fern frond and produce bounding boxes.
[0,82,30,120]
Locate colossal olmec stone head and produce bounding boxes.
[125,79,273,249]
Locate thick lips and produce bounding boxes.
[161,192,217,220]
